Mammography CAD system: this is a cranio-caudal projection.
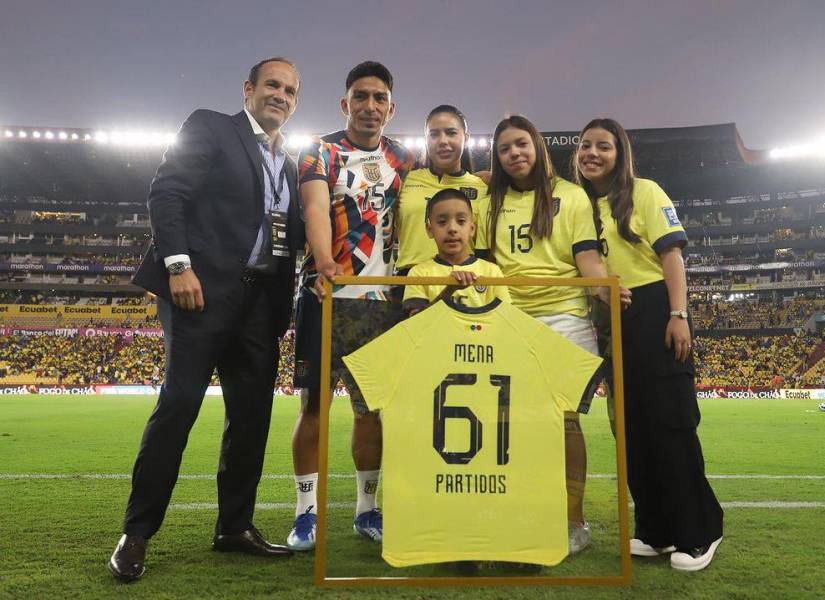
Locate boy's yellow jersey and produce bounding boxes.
[596,178,688,289]
[402,255,511,311]
[343,300,604,567]
[396,168,489,270]
[476,178,598,318]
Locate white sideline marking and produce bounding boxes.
[172,502,355,510]
[588,474,825,481]
[0,473,356,480]
[2,472,825,481]
[167,501,825,511]
[721,501,825,509]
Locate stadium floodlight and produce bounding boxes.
[95,131,109,143]
[769,139,825,161]
[467,137,477,148]
[4,130,12,138]
[286,134,313,150]
[58,131,68,140]
[18,131,27,138]
[83,133,92,141]
[415,137,425,149]
[32,131,41,139]
[404,137,415,148]
[477,137,489,149]
[44,131,54,139]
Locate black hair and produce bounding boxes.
[424,104,473,172]
[573,118,641,244]
[425,188,472,222]
[345,61,393,92]
[248,57,299,88]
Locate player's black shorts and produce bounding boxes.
[294,293,402,413]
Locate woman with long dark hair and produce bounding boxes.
[396,105,487,275]
[477,115,629,555]
[574,117,723,571]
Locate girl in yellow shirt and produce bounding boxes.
[477,115,629,555]
[396,105,488,273]
[574,117,723,572]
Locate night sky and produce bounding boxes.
[2,0,824,149]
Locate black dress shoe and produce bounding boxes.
[108,534,147,582]
[212,527,293,557]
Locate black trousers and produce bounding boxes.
[123,276,283,538]
[621,281,723,549]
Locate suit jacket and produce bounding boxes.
[132,109,303,336]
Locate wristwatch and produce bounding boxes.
[669,310,688,319]
[167,261,191,275]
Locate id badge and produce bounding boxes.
[271,210,290,258]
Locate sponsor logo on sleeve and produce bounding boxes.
[662,207,681,227]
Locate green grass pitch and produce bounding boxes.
[1,394,824,599]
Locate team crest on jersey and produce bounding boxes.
[662,206,681,227]
[460,187,478,200]
[474,285,487,293]
[552,197,561,216]
[363,162,382,183]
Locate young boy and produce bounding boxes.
[403,188,510,315]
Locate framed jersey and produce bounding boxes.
[312,274,633,588]
[344,299,603,567]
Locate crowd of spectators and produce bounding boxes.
[1,326,823,389]
[0,291,149,304]
[1,252,143,266]
[694,332,822,388]
[692,297,824,330]
[688,228,820,248]
[0,331,296,387]
[31,212,85,224]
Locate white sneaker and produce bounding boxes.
[568,521,592,555]
[670,536,723,571]
[286,511,317,551]
[630,538,676,557]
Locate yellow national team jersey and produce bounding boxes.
[343,300,604,567]
[402,255,512,311]
[475,178,598,318]
[597,178,688,290]
[397,168,489,270]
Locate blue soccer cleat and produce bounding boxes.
[353,508,382,542]
[286,510,317,551]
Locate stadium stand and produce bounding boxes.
[1,123,824,390]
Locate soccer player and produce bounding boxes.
[403,188,510,316]
[574,117,724,571]
[396,105,488,275]
[475,115,630,554]
[287,61,415,551]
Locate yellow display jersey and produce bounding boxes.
[402,255,512,311]
[475,178,598,318]
[396,168,489,270]
[597,178,688,289]
[343,300,604,567]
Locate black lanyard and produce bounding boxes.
[260,144,287,209]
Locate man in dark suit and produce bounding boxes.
[109,57,303,583]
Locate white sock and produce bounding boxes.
[294,473,318,518]
[355,469,380,516]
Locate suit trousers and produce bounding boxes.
[123,275,282,538]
